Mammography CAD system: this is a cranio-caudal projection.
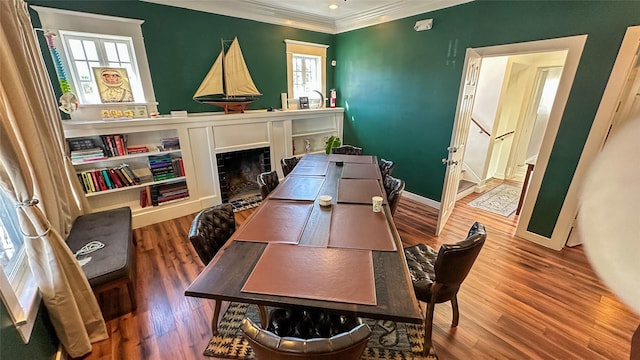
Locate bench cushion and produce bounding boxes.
[66,207,132,287]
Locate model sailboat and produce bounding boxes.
[193,37,261,113]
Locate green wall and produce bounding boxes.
[0,302,58,359]
[28,0,335,114]
[335,1,640,237]
[26,0,640,237]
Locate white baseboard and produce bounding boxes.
[403,191,440,209]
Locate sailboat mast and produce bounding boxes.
[220,38,227,97]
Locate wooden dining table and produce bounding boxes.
[185,153,423,324]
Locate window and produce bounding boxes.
[292,54,322,99]
[285,39,328,108]
[0,190,38,342]
[0,191,24,288]
[32,5,157,116]
[60,32,144,104]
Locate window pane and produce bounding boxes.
[68,39,86,60]
[0,192,23,282]
[108,62,121,68]
[116,43,131,62]
[75,61,91,81]
[104,42,119,62]
[82,40,99,61]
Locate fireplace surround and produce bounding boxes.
[216,147,271,203]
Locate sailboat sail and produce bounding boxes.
[193,37,261,100]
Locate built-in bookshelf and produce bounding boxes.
[66,128,190,218]
[63,108,344,228]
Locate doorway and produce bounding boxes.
[437,35,588,250]
[457,53,566,221]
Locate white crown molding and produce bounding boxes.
[334,0,472,33]
[142,0,472,34]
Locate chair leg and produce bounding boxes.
[451,295,460,327]
[258,305,268,329]
[424,302,436,356]
[211,300,222,336]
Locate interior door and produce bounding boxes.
[436,49,481,235]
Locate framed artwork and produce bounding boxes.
[93,67,134,103]
[299,96,309,109]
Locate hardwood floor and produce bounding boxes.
[80,183,640,359]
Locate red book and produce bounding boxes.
[95,170,107,191]
[114,135,127,156]
[90,171,101,192]
[179,158,185,177]
[108,168,124,188]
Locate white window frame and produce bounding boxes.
[285,39,328,108]
[31,6,157,120]
[0,192,39,343]
[59,31,144,105]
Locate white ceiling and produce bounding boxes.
[142,0,472,34]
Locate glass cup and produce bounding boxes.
[372,196,383,212]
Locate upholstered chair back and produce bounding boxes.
[383,174,405,215]
[280,156,300,176]
[379,158,395,179]
[257,170,279,199]
[331,145,363,155]
[188,203,236,264]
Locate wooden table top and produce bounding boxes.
[185,154,422,324]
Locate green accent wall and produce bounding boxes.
[25,0,640,239]
[28,0,335,114]
[335,1,640,237]
[1,302,58,359]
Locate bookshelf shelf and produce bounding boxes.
[71,149,181,165]
[291,129,336,138]
[84,176,187,197]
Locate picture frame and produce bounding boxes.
[299,96,309,109]
[93,67,134,103]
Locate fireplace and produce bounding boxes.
[216,147,271,203]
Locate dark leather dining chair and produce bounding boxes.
[257,170,279,198]
[241,307,371,360]
[189,203,266,334]
[280,156,300,176]
[331,145,363,155]
[383,174,404,216]
[379,158,395,179]
[403,222,486,354]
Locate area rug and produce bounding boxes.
[204,303,438,360]
[229,195,262,213]
[467,183,520,216]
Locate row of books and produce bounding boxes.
[77,163,142,193]
[70,147,106,163]
[68,135,178,161]
[161,137,180,150]
[148,154,177,181]
[140,180,189,207]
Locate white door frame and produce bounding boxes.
[562,25,640,247]
[441,35,587,250]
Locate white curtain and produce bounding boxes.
[0,0,107,357]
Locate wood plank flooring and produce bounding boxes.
[78,180,640,359]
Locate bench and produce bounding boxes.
[66,206,136,311]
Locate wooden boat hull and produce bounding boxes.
[201,100,254,114]
[197,97,256,114]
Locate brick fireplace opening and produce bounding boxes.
[216,147,271,203]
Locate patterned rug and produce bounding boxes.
[229,195,262,213]
[204,303,438,360]
[467,183,520,217]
